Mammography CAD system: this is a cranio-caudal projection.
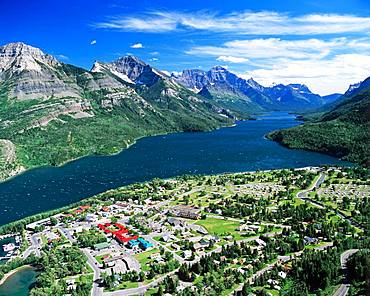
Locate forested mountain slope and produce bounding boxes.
[0,42,232,180]
[268,82,370,167]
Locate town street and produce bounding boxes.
[332,249,359,296]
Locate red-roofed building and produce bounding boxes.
[97,223,137,244]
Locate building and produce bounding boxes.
[86,214,98,223]
[138,238,153,250]
[98,222,138,244]
[44,231,60,244]
[183,250,192,259]
[167,217,184,227]
[127,240,139,248]
[94,242,110,251]
[170,206,201,220]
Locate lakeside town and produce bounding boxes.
[0,166,368,296]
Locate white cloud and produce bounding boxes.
[185,37,370,94]
[240,54,370,95]
[130,43,143,49]
[56,54,69,60]
[216,56,248,63]
[90,40,97,45]
[94,10,370,35]
[188,38,347,60]
[149,57,159,61]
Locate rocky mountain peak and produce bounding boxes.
[288,83,312,94]
[0,42,58,76]
[247,78,264,91]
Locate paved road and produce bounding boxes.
[57,224,103,296]
[332,249,359,296]
[296,174,364,231]
[104,270,178,296]
[83,248,104,296]
[102,231,283,296]
[230,242,334,296]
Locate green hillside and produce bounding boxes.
[268,85,370,167]
[0,52,232,180]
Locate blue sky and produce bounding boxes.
[1,0,370,94]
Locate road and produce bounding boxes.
[102,230,283,296]
[296,173,364,231]
[56,224,103,296]
[83,248,104,296]
[332,249,359,296]
[104,270,178,296]
[230,242,334,296]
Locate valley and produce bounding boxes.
[0,112,351,226]
[0,39,368,296]
[0,42,350,182]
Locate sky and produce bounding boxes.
[1,0,370,95]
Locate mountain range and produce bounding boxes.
[172,67,336,115]
[0,42,366,179]
[0,42,232,179]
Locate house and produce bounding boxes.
[170,206,201,220]
[183,250,192,259]
[66,278,76,291]
[151,253,162,260]
[304,236,318,245]
[189,224,208,235]
[94,242,110,251]
[167,217,184,227]
[193,243,203,251]
[255,238,267,247]
[204,235,220,243]
[128,240,139,248]
[138,238,153,250]
[238,224,260,232]
[199,238,210,248]
[162,234,176,242]
[45,231,60,244]
[86,214,98,223]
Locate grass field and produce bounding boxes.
[95,253,111,264]
[107,281,139,292]
[195,217,241,237]
[134,248,159,271]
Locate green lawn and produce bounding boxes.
[106,281,139,291]
[134,248,159,271]
[95,253,111,264]
[195,217,241,238]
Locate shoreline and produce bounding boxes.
[0,120,236,184]
[0,264,33,286]
[0,165,349,229]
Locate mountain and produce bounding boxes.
[322,93,342,105]
[0,42,232,180]
[91,55,168,86]
[262,83,324,111]
[268,79,370,167]
[174,67,330,114]
[173,67,273,117]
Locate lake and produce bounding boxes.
[0,112,351,226]
[0,266,37,296]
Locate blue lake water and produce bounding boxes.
[0,267,37,296]
[0,112,351,226]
